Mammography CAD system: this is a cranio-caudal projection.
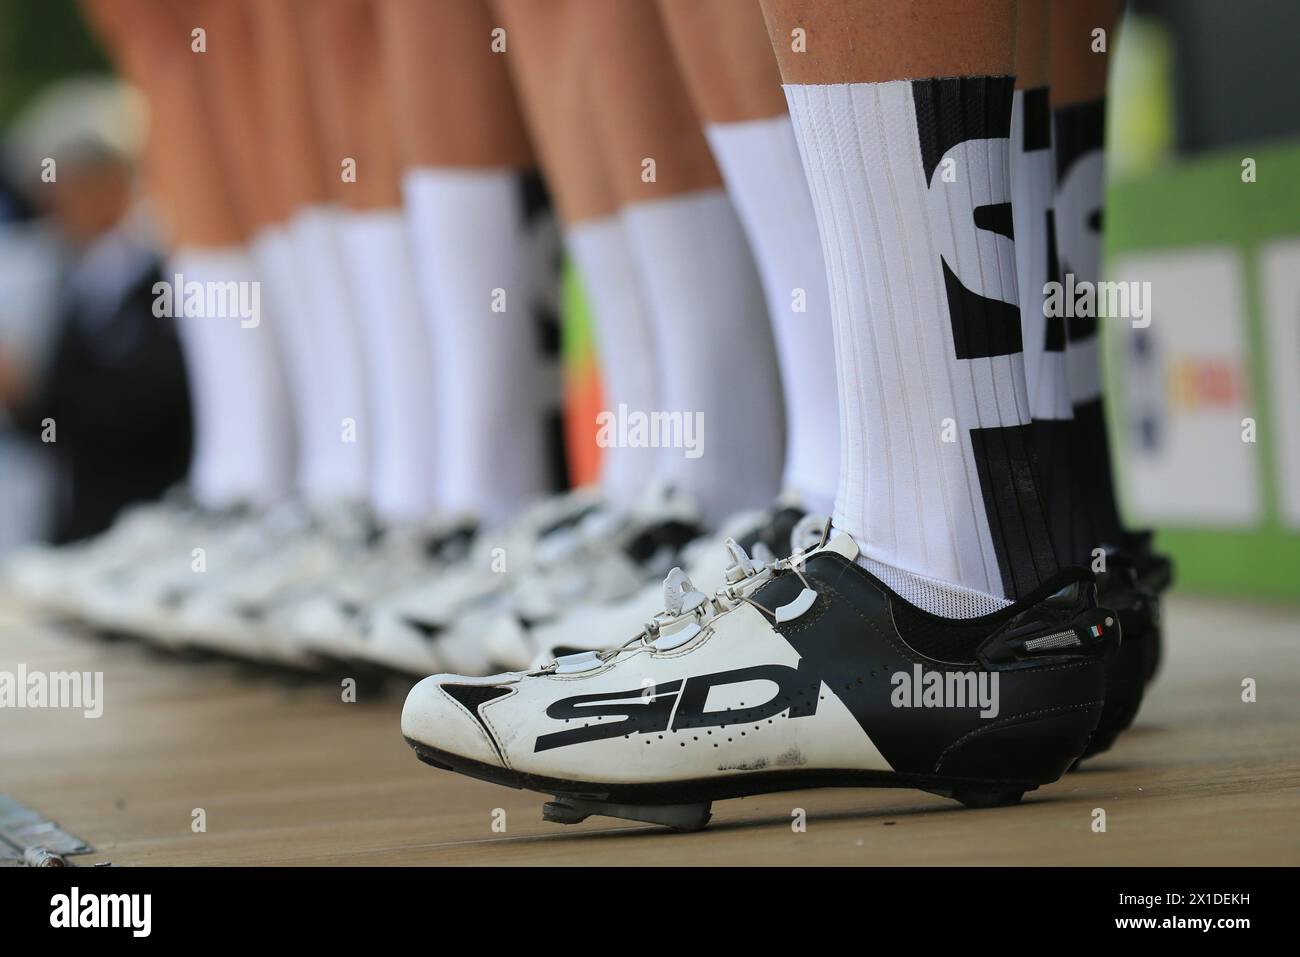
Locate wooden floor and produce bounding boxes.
[2,590,1297,866]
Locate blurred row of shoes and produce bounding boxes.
[3,483,812,682]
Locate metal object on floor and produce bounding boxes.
[0,795,97,867]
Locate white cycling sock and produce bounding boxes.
[785,77,1058,605]
[706,117,839,516]
[337,208,441,524]
[566,215,660,511]
[250,223,319,498]
[403,168,553,526]
[285,205,370,503]
[620,189,785,526]
[168,245,294,508]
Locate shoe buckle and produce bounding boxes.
[553,651,604,675]
[662,567,707,616]
[652,620,701,652]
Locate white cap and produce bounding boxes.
[4,75,147,184]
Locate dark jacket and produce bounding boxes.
[13,253,192,543]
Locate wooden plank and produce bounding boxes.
[1,594,1296,866]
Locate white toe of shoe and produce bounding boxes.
[401,674,516,769]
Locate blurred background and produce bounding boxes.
[1,0,1297,597]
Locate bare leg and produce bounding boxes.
[658,0,788,124]
[577,0,722,202]
[303,0,402,209]
[191,0,285,232]
[82,0,293,507]
[1016,0,1051,89]
[299,0,442,523]
[573,0,786,524]
[493,0,659,509]
[247,0,332,212]
[1051,0,1122,106]
[491,0,614,225]
[381,0,532,171]
[658,0,840,515]
[81,0,239,247]
[761,0,1016,82]
[376,0,558,525]
[237,0,373,506]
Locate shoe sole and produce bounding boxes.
[405,736,1036,831]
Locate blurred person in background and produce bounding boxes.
[0,77,191,544]
[0,151,62,555]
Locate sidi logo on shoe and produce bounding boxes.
[535,664,821,752]
[890,665,1000,719]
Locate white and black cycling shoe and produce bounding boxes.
[1075,531,1173,763]
[514,500,815,671]
[403,531,1118,831]
[360,484,700,677]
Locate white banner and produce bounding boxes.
[1109,248,1260,527]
